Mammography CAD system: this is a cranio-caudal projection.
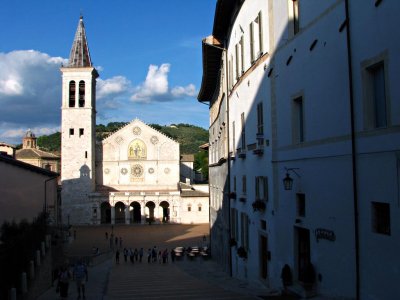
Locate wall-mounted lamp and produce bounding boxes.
[283,167,300,190]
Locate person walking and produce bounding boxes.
[115,249,120,264]
[147,249,151,263]
[73,259,88,300]
[129,248,134,264]
[57,265,71,300]
[170,249,175,263]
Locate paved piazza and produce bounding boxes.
[39,224,269,300]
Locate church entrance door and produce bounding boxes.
[130,201,141,223]
[159,201,170,223]
[115,201,125,224]
[100,202,111,224]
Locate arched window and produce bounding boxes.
[69,81,76,107]
[79,80,85,107]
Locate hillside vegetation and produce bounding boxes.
[37,122,208,155]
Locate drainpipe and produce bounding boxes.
[344,1,360,299]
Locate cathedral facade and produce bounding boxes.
[60,17,208,225]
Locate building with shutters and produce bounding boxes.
[198,1,400,299]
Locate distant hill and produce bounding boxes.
[37,122,209,155]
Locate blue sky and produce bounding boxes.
[0,0,215,144]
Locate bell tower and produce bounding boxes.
[60,16,99,225]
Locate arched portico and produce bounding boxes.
[145,201,155,222]
[115,201,126,224]
[100,202,111,224]
[159,201,170,223]
[130,201,141,223]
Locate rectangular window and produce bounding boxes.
[369,62,387,128]
[233,176,237,192]
[297,193,306,217]
[69,128,74,136]
[231,208,239,241]
[232,121,236,154]
[235,43,240,79]
[85,151,88,158]
[257,102,264,136]
[292,0,299,35]
[293,96,304,143]
[79,128,84,137]
[240,212,249,249]
[241,113,246,150]
[198,206,202,212]
[242,175,247,195]
[250,22,255,63]
[372,202,390,235]
[255,176,268,200]
[240,36,245,74]
[258,11,264,55]
[188,206,192,212]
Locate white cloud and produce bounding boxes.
[0,50,199,144]
[130,64,197,103]
[0,125,60,145]
[171,84,197,98]
[97,76,131,99]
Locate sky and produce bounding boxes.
[0,0,215,144]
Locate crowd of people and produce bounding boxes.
[115,245,176,265]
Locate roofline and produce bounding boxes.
[0,155,59,177]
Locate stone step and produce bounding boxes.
[105,261,256,300]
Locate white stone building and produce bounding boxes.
[61,17,209,226]
[199,1,400,299]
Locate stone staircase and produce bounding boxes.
[104,260,257,300]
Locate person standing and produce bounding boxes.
[57,265,71,300]
[123,248,128,263]
[139,247,144,262]
[73,259,88,300]
[134,248,138,262]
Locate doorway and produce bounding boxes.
[296,227,311,282]
[260,235,268,279]
[130,202,141,223]
[100,202,111,224]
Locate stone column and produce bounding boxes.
[21,272,27,294]
[125,204,130,224]
[141,203,146,224]
[111,206,115,225]
[9,288,16,300]
[36,250,41,266]
[154,202,159,222]
[29,261,35,280]
[41,241,45,256]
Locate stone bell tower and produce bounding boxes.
[60,16,99,225]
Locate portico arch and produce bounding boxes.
[115,201,126,224]
[100,202,111,224]
[130,201,141,223]
[145,201,155,222]
[159,201,170,223]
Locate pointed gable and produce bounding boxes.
[68,16,92,67]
